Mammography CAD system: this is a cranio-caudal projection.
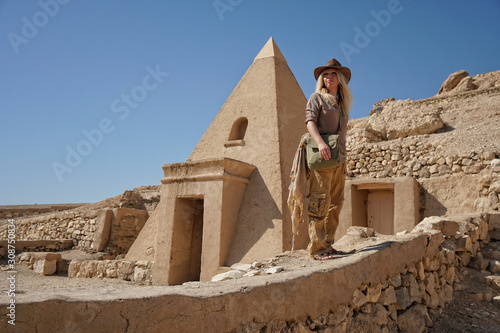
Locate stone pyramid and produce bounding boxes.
[188,37,308,263]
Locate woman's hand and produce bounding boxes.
[306,120,332,160]
[318,141,331,160]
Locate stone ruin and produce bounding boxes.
[1,38,499,332]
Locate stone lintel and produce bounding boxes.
[161,158,256,184]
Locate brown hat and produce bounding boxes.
[314,58,351,83]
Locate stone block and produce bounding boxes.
[489,260,500,274]
[118,261,135,277]
[468,256,489,271]
[425,230,445,256]
[397,304,428,333]
[350,289,368,310]
[386,304,397,321]
[327,304,350,326]
[455,235,472,252]
[424,272,436,293]
[413,216,460,237]
[489,212,500,230]
[427,289,440,309]
[33,259,57,276]
[355,303,388,327]
[423,256,440,271]
[394,287,411,310]
[378,286,397,306]
[92,210,114,252]
[417,261,426,281]
[388,274,401,288]
[493,296,500,309]
[486,275,500,292]
[478,220,489,240]
[366,284,382,303]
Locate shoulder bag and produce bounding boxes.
[306,111,343,170]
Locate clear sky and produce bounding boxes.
[1,0,499,205]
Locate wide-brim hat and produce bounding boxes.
[314,58,351,83]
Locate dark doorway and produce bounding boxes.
[169,197,204,285]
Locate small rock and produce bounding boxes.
[211,270,244,282]
[493,296,500,308]
[251,259,272,268]
[231,263,252,272]
[489,260,500,274]
[265,266,284,274]
[243,270,261,277]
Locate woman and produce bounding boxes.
[304,58,353,260]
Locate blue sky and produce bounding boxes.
[1,0,499,205]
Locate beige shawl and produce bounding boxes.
[287,133,310,251]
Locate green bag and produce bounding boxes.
[306,133,341,170]
[306,109,344,170]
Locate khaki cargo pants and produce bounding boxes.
[307,163,346,256]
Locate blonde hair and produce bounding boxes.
[315,69,353,118]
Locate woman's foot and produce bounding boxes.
[313,248,356,260]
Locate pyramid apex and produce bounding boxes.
[254,37,286,62]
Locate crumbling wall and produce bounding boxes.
[0,210,98,249]
[5,213,496,332]
[0,208,148,255]
[68,260,154,285]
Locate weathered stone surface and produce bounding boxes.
[388,274,401,288]
[265,266,284,274]
[231,263,252,272]
[394,287,411,310]
[413,216,459,237]
[327,304,351,326]
[397,304,428,333]
[489,212,500,230]
[354,303,388,327]
[211,270,244,282]
[455,235,472,252]
[366,284,382,303]
[493,296,500,308]
[33,258,57,276]
[350,289,368,310]
[468,255,490,271]
[489,260,500,274]
[438,70,469,94]
[378,286,397,306]
[368,100,445,140]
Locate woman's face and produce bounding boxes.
[323,69,338,94]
